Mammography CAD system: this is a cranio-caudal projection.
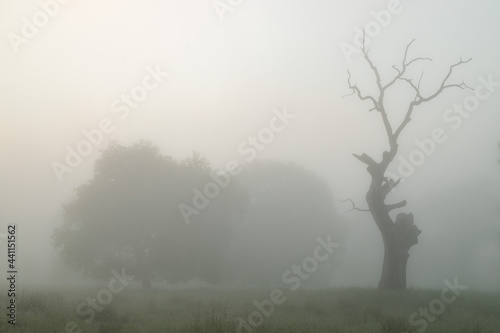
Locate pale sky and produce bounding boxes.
[1,0,499,289]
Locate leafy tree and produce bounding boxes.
[53,141,247,289]
[225,160,340,287]
[344,38,470,289]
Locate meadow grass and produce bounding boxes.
[1,287,499,332]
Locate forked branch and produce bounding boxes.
[345,35,471,154]
[344,70,379,110]
[394,57,472,140]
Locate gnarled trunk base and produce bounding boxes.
[377,212,421,290]
[365,172,421,290]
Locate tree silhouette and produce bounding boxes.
[53,141,247,289]
[345,37,471,289]
[226,160,340,287]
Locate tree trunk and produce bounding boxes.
[366,173,421,290]
[378,228,411,290]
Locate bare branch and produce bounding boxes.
[353,153,377,166]
[394,57,472,140]
[414,57,472,106]
[339,198,370,213]
[403,39,415,61]
[383,40,432,90]
[400,77,422,100]
[362,44,383,93]
[392,65,401,75]
[344,70,379,110]
[357,34,396,144]
[406,57,433,67]
[346,38,471,171]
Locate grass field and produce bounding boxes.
[1,287,499,333]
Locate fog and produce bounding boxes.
[1,0,499,300]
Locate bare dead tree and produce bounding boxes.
[345,37,471,290]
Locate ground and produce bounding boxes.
[1,287,499,332]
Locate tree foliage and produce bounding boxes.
[225,160,340,286]
[53,141,247,289]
